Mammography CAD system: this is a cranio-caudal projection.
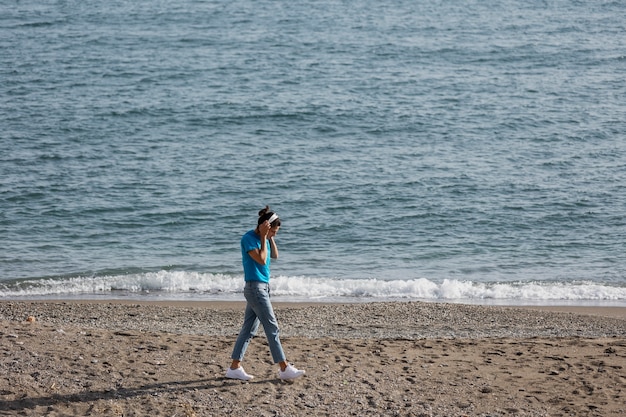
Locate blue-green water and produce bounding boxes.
[2,0,625,304]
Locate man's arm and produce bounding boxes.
[248,221,270,265]
[269,237,279,259]
[248,242,268,265]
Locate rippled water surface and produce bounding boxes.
[1,0,625,303]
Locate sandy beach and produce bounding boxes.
[1,301,624,417]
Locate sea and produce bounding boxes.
[2,0,625,306]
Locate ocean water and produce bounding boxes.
[2,0,625,305]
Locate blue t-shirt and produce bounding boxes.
[241,229,271,283]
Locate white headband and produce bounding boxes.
[267,213,279,224]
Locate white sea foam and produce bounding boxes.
[1,271,625,305]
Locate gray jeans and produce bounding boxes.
[231,281,286,364]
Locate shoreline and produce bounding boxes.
[1,300,625,416]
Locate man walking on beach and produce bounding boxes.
[226,206,305,381]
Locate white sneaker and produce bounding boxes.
[278,364,306,380]
[225,366,254,381]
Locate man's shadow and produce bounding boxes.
[0,377,280,412]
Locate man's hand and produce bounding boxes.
[258,220,271,238]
